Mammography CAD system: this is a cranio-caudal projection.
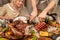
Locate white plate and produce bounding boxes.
[56,36,60,40]
[13,16,27,23]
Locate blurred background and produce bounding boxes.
[0,0,60,15]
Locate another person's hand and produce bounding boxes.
[5,17,14,20]
[38,12,47,21]
[0,16,14,20]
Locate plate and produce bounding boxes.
[13,16,27,23]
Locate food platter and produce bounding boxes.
[0,14,60,40]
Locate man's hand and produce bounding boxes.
[38,11,47,21]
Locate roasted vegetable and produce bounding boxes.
[0,38,8,40]
[1,28,7,32]
[32,36,37,40]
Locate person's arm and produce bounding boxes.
[43,0,56,13]
[38,0,57,18]
[30,0,38,21]
[31,0,37,10]
[0,15,14,20]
